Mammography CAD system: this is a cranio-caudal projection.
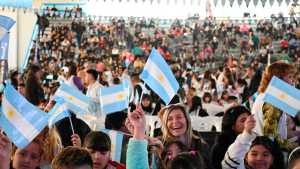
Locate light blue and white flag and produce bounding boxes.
[48,98,70,128]
[54,83,92,115]
[101,129,124,162]
[263,76,300,117]
[0,84,49,148]
[0,15,15,31]
[140,48,179,105]
[99,80,129,114]
[0,32,9,60]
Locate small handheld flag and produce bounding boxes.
[101,129,124,162]
[140,48,179,105]
[48,98,70,128]
[54,83,92,115]
[263,76,300,117]
[99,80,129,115]
[0,84,49,148]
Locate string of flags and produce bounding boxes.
[83,0,296,6]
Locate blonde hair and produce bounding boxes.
[258,61,295,93]
[36,126,63,163]
[159,104,195,147]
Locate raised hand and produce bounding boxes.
[244,115,256,134]
[128,106,146,140]
[71,134,81,147]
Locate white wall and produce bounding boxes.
[0,8,36,70]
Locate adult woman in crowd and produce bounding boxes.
[25,64,45,106]
[158,104,211,169]
[222,115,284,169]
[252,61,299,149]
[211,105,251,169]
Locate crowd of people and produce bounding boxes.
[1,6,300,169]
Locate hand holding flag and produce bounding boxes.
[140,48,179,105]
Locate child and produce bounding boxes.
[51,146,93,169]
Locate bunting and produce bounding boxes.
[286,0,291,5]
[245,0,251,7]
[253,0,259,6]
[221,0,226,6]
[214,0,218,6]
[238,0,243,6]
[261,0,267,6]
[229,0,235,6]
[277,0,283,5]
[269,0,274,6]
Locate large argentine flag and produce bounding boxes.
[99,80,129,114]
[263,76,300,117]
[140,48,179,104]
[101,129,124,162]
[0,84,49,148]
[54,83,92,115]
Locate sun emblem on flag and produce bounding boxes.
[6,110,15,119]
[117,93,125,100]
[68,96,74,101]
[111,143,115,154]
[279,93,286,100]
[158,74,164,82]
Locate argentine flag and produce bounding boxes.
[263,76,300,117]
[48,98,70,128]
[0,84,48,148]
[54,83,92,115]
[99,80,129,114]
[101,129,124,162]
[140,48,179,104]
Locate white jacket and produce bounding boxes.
[222,131,256,169]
